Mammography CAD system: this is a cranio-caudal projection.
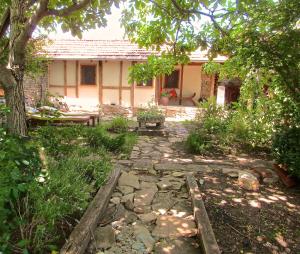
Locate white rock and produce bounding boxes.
[238,172,260,191]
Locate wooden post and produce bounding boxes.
[119,61,123,105]
[64,60,67,97]
[75,61,79,98]
[179,64,184,105]
[98,61,103,104]
[130,61,135,108]
[210,75,215,97]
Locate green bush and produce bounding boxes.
[106,116,129,133]
[272,127,300,178]
[0,125,113,253]
[35,125,84,158]
[186,130,212,154]
[85,126,126,152]
[0,130,41,253]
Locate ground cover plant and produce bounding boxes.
[0,118,136,253]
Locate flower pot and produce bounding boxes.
[160,96,169,106]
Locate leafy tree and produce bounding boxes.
[122,0,300,106]
[0,0,119,136]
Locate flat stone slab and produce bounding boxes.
[154,238,200,254]
[94,225,116,250]
[152,215,197,238]
[155,163,212,172]
[134,188,157,207]
[118,171,140,189]
[132,159,154,171]
[134,224,155,252]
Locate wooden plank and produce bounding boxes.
[99,61,103,104]
[75,60,79,98]
[119,61,123,105]
[130,61,135,108]
[49,85,76,88]
[64,60,67,96]
[186,175,221,254]
[60,167,121,254]
[179,64,184,105]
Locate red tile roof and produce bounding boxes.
[43,40,226,62]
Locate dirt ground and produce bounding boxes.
[195,170,300,254]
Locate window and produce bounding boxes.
[137,79,153,87]
[165,70,179,88]
[81,65,96,85]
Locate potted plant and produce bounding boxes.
[160,91,169,106]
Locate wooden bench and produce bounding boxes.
[27,114,92,127]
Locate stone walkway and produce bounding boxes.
[87,122,278,254]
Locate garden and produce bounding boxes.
[0,114,137,253]
[0,0,300,253]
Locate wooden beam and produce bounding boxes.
[75,61,79,98]
[210,75,215,97]
[60,167,121,254]
[130,61,135,108]
[119,61,123,105]
[179,64,184,105]
[64,60,67,96]
[98,61,103,104]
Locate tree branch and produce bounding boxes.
[46,0,91,17]
[0,8,10,39]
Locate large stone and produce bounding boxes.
[118,172,140,189]
[238,172,260,191]
[138,212,157,224]
[134,206,152,214]
[156,146,173,154]
[140,181,158,191]
[110,197,121,205]
[152,193,176,214]
[117,186,134,195]
[133,159,154,171]
[134,188,157,207]
[157,177,185,191]
[155,163,183,171]
[121,193,135,203]
[133,224,155,252]
[154,238,200,254]
[152,215,197,238]
[94,225,116,250]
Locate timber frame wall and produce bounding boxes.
[48,60,216,107]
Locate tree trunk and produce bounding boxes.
[4,0,29,136]
[4,75,28,136]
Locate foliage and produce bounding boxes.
[35,125,84,159]
[272,127,300,178]
[0,131,42,253]
[0,124,116,253]
[105,116,129,133]
[85,126,126,153]
[186,129,212,154]
[137,103,165,122]
[160,91,169,97]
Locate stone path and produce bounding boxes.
[87,122,278,254]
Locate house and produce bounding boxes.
[26,40,227,108]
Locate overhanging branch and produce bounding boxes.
[46,0,91,17]
[0,8,10,39]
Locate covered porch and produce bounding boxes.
[154,63,218,107]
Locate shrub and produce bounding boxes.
[186,130,212,154]
[0,131,41,253]
[272,127,300,178]
[85,126,126,152]
[106,116,129,133]
[35,125,84,158]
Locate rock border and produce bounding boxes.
[60,167,121,254]
[186,175,221,254]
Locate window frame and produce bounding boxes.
[164,69,180,89]
[80,64,97,86]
